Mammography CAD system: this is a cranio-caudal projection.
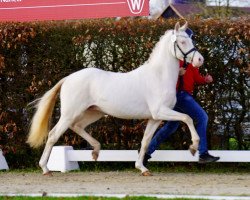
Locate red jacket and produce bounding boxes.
[177,60,206,95]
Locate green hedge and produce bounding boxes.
[0,18,249,168]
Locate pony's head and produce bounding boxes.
[169,22,204,67]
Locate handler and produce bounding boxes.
[143,28,220,166]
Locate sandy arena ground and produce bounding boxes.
[0,171,250,197]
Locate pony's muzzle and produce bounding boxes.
[198,56,204,65]
[193,52,204,67]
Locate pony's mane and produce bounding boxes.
[146,30,173,65]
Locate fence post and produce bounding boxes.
[47,146,79,172]
[0,149,9,171]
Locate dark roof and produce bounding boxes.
[161,4,202,19]
[171,4,202,17]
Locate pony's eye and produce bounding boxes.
[180,41,186,45]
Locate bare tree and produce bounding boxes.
[199,0,244,18]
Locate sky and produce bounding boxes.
[149,0,169,19]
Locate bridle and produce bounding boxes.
[172,32,197,91]
[173,33,197,69]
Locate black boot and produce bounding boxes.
[199,152,220,164]
[143,153,151,167]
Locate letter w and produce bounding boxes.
[127,0,145,14]
[130,0,141,10]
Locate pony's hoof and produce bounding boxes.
[189,146,197,156]
[92,151,99,161]
[142,171,152,176]
[43,171,53,176]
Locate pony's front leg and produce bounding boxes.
[135,119,161,176]
[154,107,200,155]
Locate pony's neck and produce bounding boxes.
[147,31,179,78]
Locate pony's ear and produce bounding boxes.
[180,21,188,31]
[171,22,180,43]
[174,22,180,34]
[172,22,180,42]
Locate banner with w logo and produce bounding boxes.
[0,0,149,22]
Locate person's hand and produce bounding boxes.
[179,67,186,76]
[205,74,213,83]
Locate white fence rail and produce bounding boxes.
[47,146,250,172]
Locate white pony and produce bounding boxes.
[27,22,204,176]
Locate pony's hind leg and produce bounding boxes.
[39,117,72,175]
[70,110,104,161]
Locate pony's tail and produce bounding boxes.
[27,78,66,148]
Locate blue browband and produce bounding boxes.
[185,28,194,38]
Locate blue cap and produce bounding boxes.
[185,28,194,38]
